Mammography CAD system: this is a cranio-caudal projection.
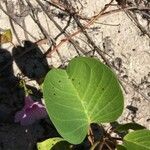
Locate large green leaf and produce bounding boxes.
[124,129,150,150]
[43,57,124,144]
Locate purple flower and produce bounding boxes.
[15,96,47,126]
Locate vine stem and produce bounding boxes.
[88,125,94,146]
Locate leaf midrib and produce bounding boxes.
[66,71,91,124]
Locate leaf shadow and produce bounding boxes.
[12,40,49,84]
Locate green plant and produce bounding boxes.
[123,129,150,150]
[40,56,150,150]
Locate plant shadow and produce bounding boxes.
[0,45,57,149]
[12,40,49,84]
[0,46,45,123]
[0,48,24,123]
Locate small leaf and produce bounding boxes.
[116,123,145,132]
[124,129,150,150]
[0,29,12,44]
[43,57,124,144]
[37,137,71,150]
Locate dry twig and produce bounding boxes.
[0,2,37,40]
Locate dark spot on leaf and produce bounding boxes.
[102,88,104,91]
[72,78,75,81]
[78,82,80,85]
[58,80,61,83]
[53,93,56,96]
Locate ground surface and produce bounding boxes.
[0,0,150,149]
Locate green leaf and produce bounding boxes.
[43,57,124,144]
[37,137,71,150]
[124,129,150,150]
[117,145,127,150]
[116,123,145,132]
